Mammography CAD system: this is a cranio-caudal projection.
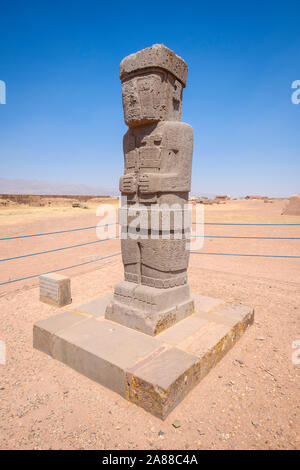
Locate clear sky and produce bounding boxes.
[0,0,299,197]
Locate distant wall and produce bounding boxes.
[0,194,116,204]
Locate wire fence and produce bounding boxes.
[1,221,300,241]
[191,251,300,259]
[0,221,299,286]
[0,237,119,262]
[0,223,117,241]
[0,252,121,286]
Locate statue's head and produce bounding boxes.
[120,44,187,128]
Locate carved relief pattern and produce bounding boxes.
[119,45,193,289]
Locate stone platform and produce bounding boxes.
[33,295,254,419]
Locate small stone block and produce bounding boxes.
[39,273,71,307]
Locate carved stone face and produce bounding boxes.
[121,70,182,127]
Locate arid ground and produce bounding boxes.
[0,198,299,449]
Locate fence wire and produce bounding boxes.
[0,221,299,286]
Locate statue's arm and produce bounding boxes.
[139,173,191,193]
[139,122,193,194]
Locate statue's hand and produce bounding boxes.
[119,174,137,194]
[138,174,159,194]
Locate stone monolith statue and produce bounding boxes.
[105,44,194,335]
[34,44,254,419]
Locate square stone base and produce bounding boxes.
[33,294,254,419]
[105,281,194,336]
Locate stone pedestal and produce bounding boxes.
[105,281,194,336]
[33,294,254,419]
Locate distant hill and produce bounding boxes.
[0,178,119,196]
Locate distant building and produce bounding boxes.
[245,195,265,200]
[215,195,230,201]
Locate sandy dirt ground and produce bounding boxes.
[0,198,299,450]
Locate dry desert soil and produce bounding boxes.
[0,197,299,450]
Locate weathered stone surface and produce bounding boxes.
[106,44,194,335]
[120,43,188,87]
[126,346,201,419]
[53,317,162,397]
[33,295,254,419]
[39,273,71,307]
[194,299,254,328]
[74,296,112,318]
[33,311,86,356]
[193,295,224,313]
[178,303,254,380]
[113,281,191,313]
[157,315,208,345]
[106,281,194,335]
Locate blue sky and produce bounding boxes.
[0,0,299,197]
